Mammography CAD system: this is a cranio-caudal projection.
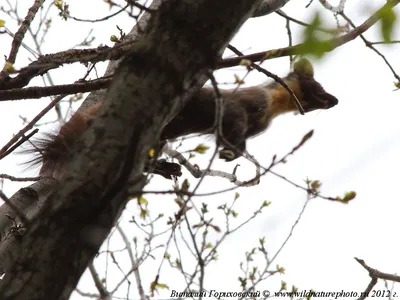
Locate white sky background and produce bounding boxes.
[0,0,400,299]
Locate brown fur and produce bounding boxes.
[26,60,338,178]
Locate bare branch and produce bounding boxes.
[0,77,111,101]
[0,175,40,182]
[355,257,400,283]
[0,0,44,78]
[355,257,400,300]
[339,11,400,83]
[163,145,260,187]
[221,0,400,68]
[89,262,111,299]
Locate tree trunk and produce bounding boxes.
[0,0,262,299]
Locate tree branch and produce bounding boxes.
[0,0,44,78]
[1,0,397,101]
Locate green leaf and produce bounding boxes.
[181,179,190,192]
[262,200,271,207]
[335,191,357,203]
[276,264,285,274]
[379,6,397,43]
[54,0,63,9]
[201,203,208,214]
[205,242,213,249]
[342,191,357,203]
[140,208,148,219]
[137,196,148,205]
[193,143,209,154]
[298,13,332,58]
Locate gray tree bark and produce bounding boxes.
[0,0,264,299]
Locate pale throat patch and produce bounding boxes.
[267,80,302,119]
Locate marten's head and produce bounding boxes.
[291,58,338,113]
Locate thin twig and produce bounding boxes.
[0,94,66,159]
[0,129,38,160]
[0,190,29,225]
[0,77,110,101]
[89,262,110,298]
[0,0,44,78]
[70,3,130,23]
[0,174,40,182]
[340,11,400,82]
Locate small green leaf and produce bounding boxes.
[291,285,298,294]
[148,148,156,158]
[155,283,169,290]
[110,35,119,43]
[140,208,148,219]
[342,191,357,203]
[205,242,213,249]
[310,180,322,194]
[193,143,209,154]
[306,289,316,300]
[201,203,208,214]
[181,179,190,192]
[262,200,271,207]
[137,196,148,205]
[4,61,16,74]
[54,0,63,9]
[335,191,356,203]
[234,74,245,84]
[276,264,285,274]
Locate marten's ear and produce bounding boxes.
[293,58,314,78]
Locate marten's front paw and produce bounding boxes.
[146,159,182,179]
[219,149,237,162]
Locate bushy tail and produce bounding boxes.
[23,103,102,179]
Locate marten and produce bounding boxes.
[26,58,338,179]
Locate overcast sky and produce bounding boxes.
[1,0,400,299]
